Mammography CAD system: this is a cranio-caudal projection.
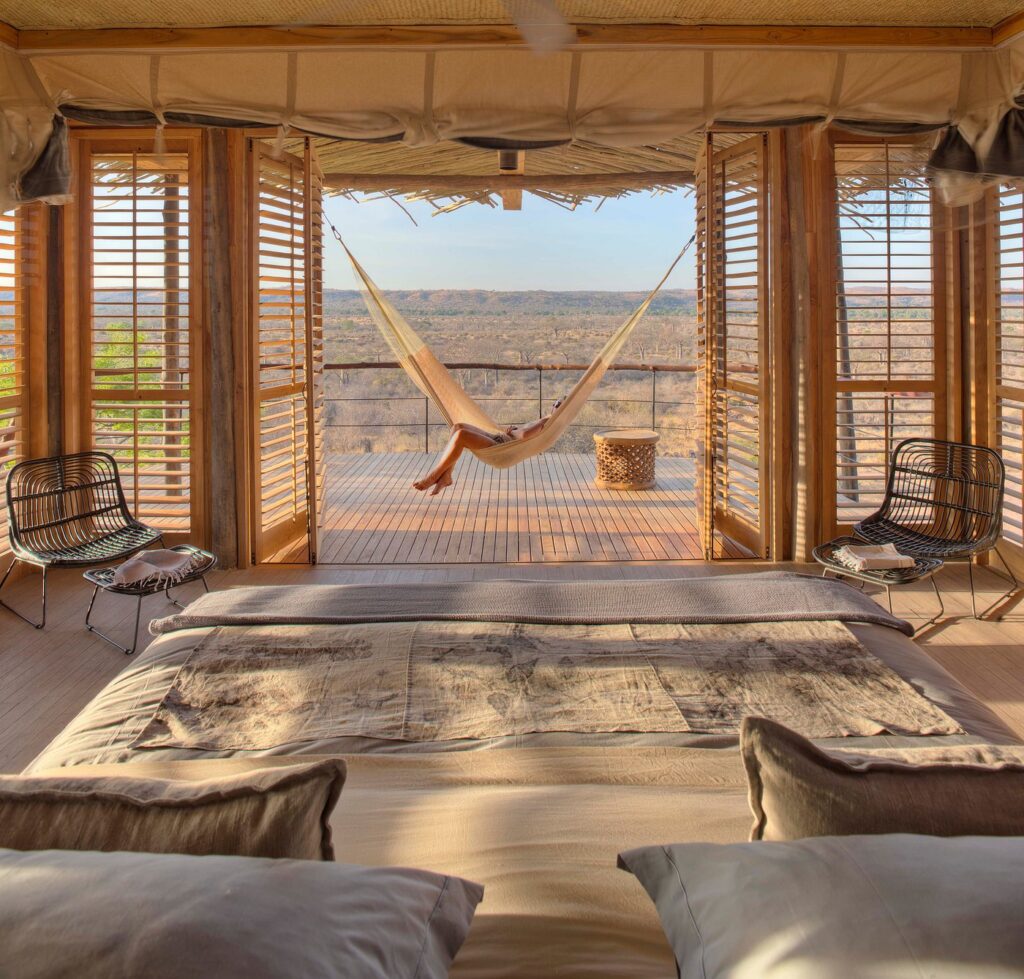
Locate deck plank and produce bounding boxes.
[310,452,712,565]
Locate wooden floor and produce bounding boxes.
[1,560,1022,774]
[281,452,747,564]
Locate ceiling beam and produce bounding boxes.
[0,20,19,48]
[993,8,1024,45]
[324,170,692,195]
[17,22,995,54]
[499,150,526,211]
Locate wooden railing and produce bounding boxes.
[323,361,700,454]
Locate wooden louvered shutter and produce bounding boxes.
[305,144,326,562]
[694,141,713,557]
[828,138,945,533]
[0,210,27,556]
[84,138,201,539]
[251,143,311,562]
[699,133,771,558]
[992,183,1024,559]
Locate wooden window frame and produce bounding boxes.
[0,207,31,556]
[819,131,954,540]
[67,128,207,544]
[985,182,1024,572]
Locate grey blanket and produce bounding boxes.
[151,572,914,636]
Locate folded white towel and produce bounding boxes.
[113,549,199,588]
[833,543,916,572]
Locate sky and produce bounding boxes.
[322,189,697,292]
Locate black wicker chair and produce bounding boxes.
[853,438,1018,618]
[0,451,162,628]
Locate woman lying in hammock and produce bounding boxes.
[413,400,563,495]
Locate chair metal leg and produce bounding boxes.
[165,573,211,610]
[885,585,893,614]
[0,558,47,629]
[931,575,945,619]
[85,588,143,656]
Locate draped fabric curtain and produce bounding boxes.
[5,39,1024,207]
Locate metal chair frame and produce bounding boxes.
[0,451,162,629]
[853,437,1019,618]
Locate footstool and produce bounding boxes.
[84,545,216,655]
[812,535,944,627]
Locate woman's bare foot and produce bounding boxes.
[429,470,454,495]
[412,477,432,491]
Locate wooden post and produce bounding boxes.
[203,129,243,567]
[788,126,823,561]
[768,129,794,562]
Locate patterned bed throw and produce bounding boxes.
[133,621,961,750]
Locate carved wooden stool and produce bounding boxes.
[593,429,659,490]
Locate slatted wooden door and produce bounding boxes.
[697,133,771,558]
[827,138,945,535]
[250,141,324,563]
[990,182,1024,567]
[82,137,203,541]
[305,144,326,562]
[0,209,27,557]
[693,141,714,557]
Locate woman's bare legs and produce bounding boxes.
[413,424,498,492]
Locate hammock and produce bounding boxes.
[331,224,693,470]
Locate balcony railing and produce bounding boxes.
[323,361,700,456]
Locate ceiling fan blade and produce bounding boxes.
[502,0,574,53]
[267,0,574,54]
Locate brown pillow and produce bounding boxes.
[741,716,1024,841]
[0,759,346,860]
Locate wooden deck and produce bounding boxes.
[1,561,1022,774]
[297,452,746,565]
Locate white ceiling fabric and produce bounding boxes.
[3,38,1024,206]
[21,43,1024,144]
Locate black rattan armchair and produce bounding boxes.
[853,438,1018,617]
[0,451,162,628]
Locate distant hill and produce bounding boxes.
[324,288,699,316]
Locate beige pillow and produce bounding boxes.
[0,847,483,979]
[0,759,346,860]
[741,715,1024,841]
[619,835,1024,979]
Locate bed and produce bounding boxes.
[27,574,1021,979]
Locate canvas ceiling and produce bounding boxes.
[0,1,1020,30]
[3,12,1024,209]
[17,45,1024,149]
